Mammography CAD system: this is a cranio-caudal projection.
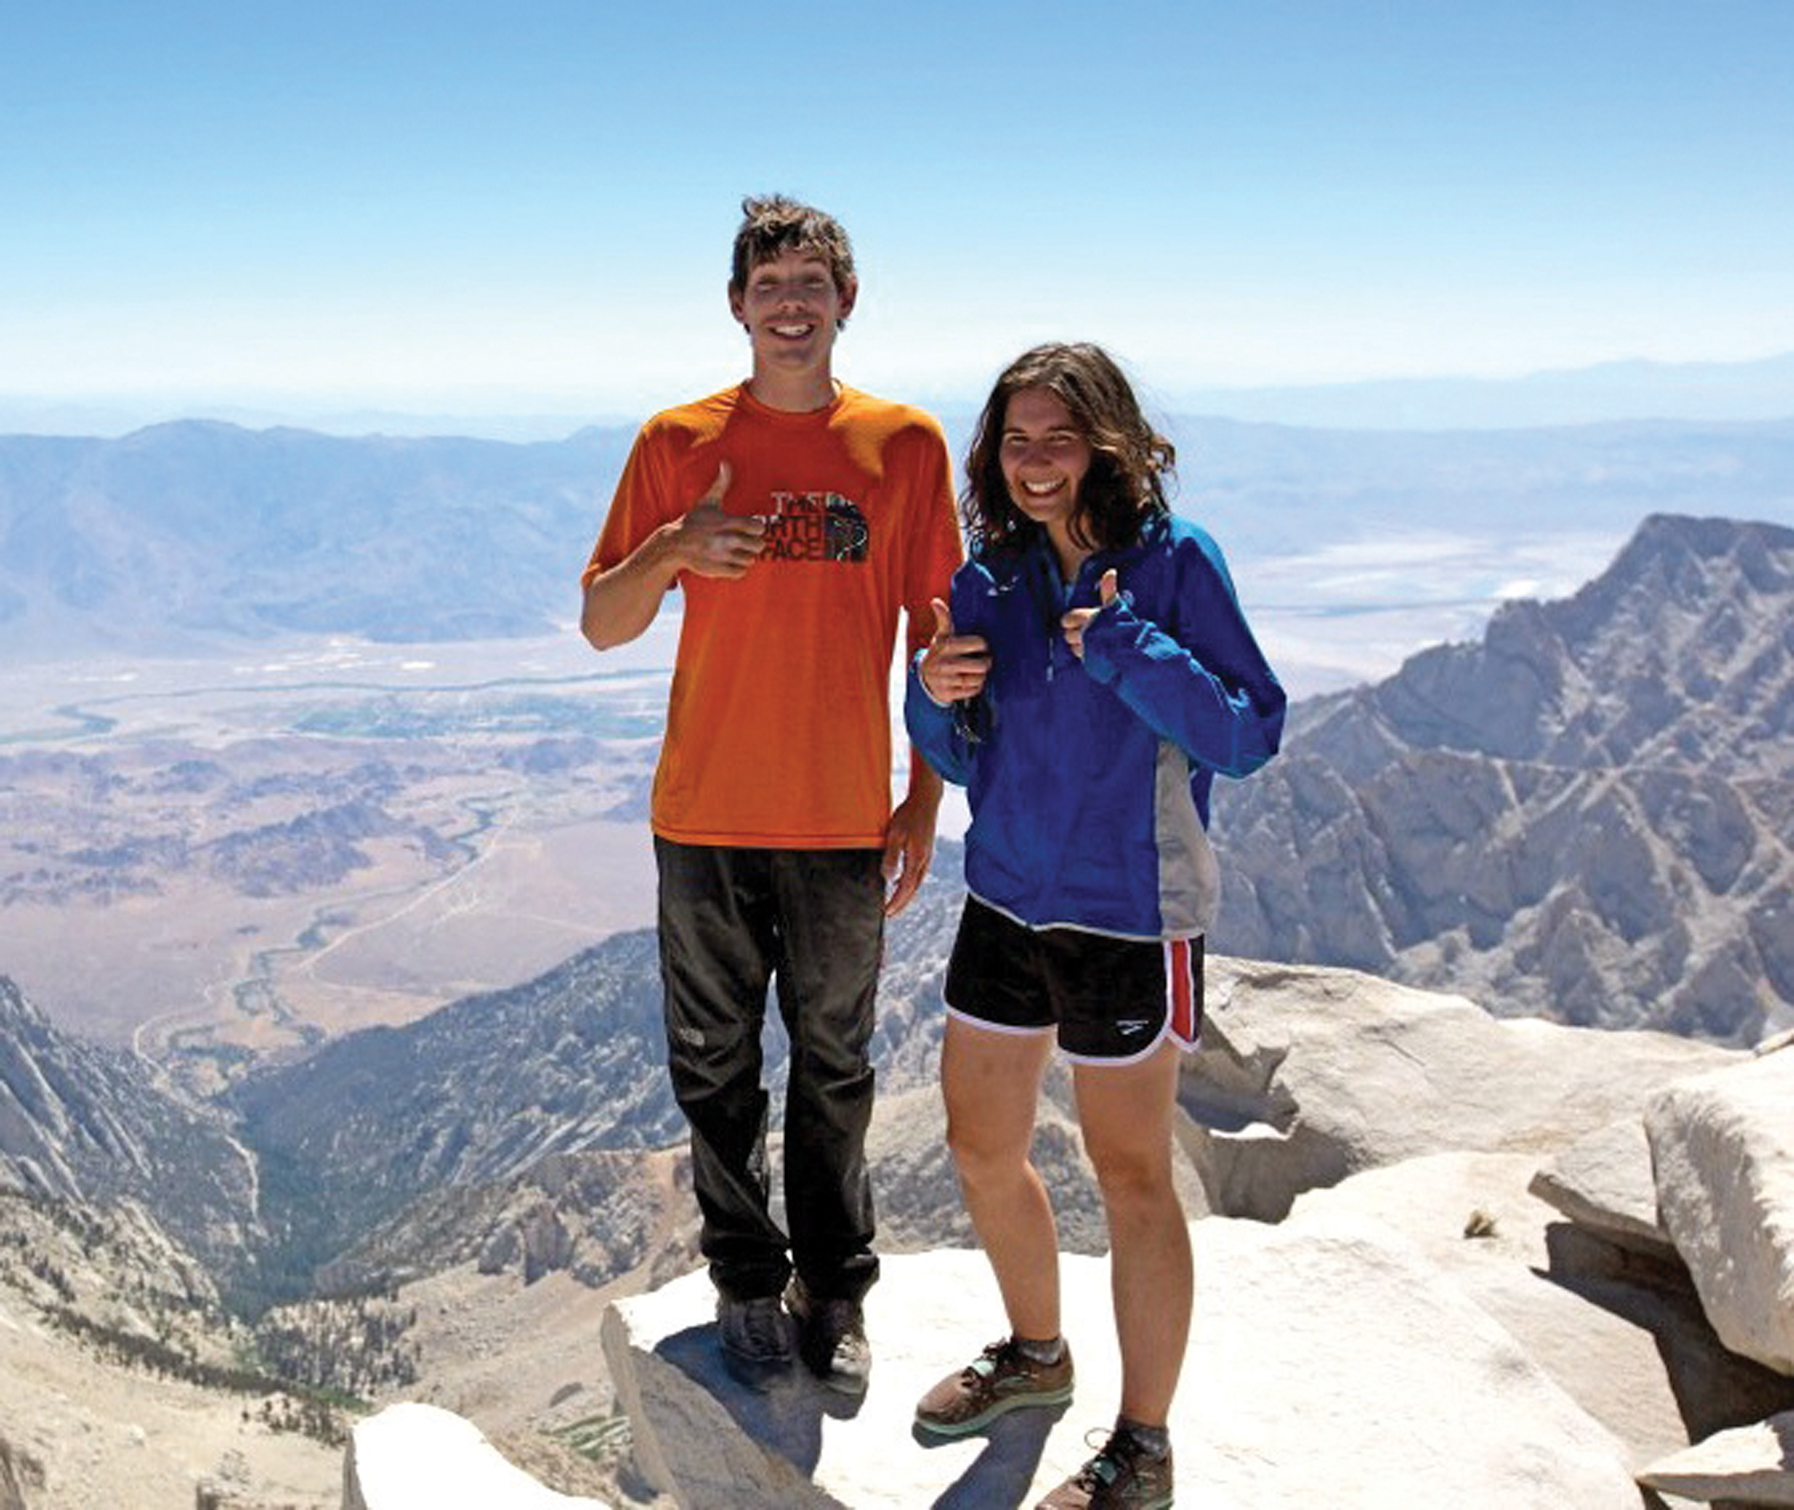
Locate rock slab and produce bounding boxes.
[342,1401,609,1510]
[1637,1409,1794,1505]
[1647,1047,1794,1374]
[1179,957,1739,1221]
[1528,1115,1679,1259]
[604,1218,1643,1508]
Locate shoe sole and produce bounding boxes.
[1040,1471,1172,1508]
[913,1380,1074,1438]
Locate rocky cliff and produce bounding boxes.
[0,975,260,1277]
[1213,513,1793,1045]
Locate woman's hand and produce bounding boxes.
[1061,569,1118,659]
[920,598,990,702]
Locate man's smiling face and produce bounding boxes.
[730,249,856,380]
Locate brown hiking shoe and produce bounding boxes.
[1035,1429,1174,1509]
[784,1277,870,1394]
[914,1337,1074,1437]
[715,1293,792,1368]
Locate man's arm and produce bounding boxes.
[580,462,764,651]
[882,749,942,918]
[883,420,966,917]
[580,522,688,650]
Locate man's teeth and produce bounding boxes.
[773,323,812,337]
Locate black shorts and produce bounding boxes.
[943,897,1204,1064]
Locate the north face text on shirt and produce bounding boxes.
[761,492,870,563]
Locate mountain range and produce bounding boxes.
[1210,513,1793,1046]
[0,421,632,651]
[4,414,1793,656]
[4,512,1788,1307]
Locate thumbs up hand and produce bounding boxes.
[1061,569,1118,660]
[920,597,990,704]
[675,462,766,578]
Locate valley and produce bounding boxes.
[0,628,672,1083]
[0,522,1591,1070]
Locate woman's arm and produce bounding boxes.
[1078,534,1286,778]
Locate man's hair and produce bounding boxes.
[962,342,1175,556]
[729,194,856,301]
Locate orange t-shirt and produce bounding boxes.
[582,383,963,848]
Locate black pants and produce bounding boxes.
[655,838,883,1303]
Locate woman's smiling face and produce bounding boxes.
[999,385,1092,536]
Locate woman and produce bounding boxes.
[905,343,1285,1509]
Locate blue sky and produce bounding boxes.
[5,0,1792,419]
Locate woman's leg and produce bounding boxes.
[941,1013,1060,1340]
[1072,1038,1191,1425]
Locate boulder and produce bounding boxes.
[604,1220,1644,1508]
[1647,1046,1794,1374]
[1529,1116,1679,1260]
[1289,1150,1794,1463]
[1178,957,1740,1221]
[1636,1410,1794,1505]
[341,1401,609,1510]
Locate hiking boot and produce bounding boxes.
[1035,1428,1174,1509]
[785,1277,870,1393]
[914,1337,1074,1437]
[716,1293,792,1367]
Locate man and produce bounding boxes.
[579,195,962,1391]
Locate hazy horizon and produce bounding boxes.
[4,348,1793,444]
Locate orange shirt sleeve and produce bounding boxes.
[581,419,687,588]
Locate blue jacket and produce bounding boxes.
[906,514,1285,940]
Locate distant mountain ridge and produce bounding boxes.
[4,414,1794,656]
[0,420,634,652]
[5,350,1790,438]
[1211,513,1793,1044]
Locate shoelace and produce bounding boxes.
[964,1340,1012,1383]
[1074,1430,1138,1490]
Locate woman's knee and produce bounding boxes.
[1085,1140,1176,1211]
[945,1111,1033,1186]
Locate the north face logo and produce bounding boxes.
[764,492,870,563]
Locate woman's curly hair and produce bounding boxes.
[962,342,1175,556]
